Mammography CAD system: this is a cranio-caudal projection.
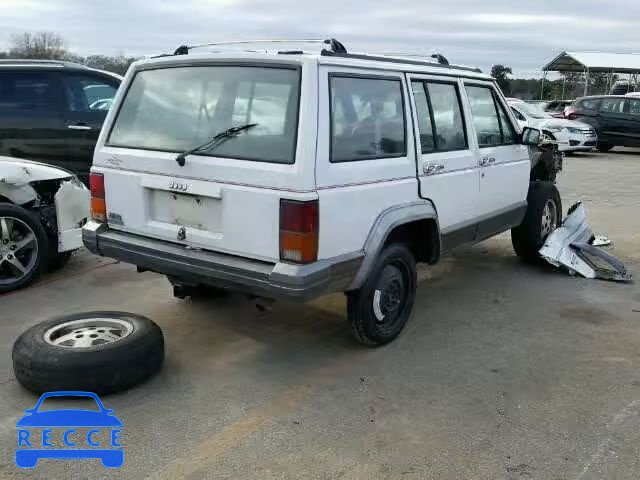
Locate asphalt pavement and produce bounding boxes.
[1,149,639,479]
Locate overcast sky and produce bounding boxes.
[1,0,639,77]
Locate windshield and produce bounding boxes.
[108,65,301,164]
[515,102,552,119]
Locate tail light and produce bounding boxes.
[565,108,577,120]
[279,199,318,264]
[89,173,107,223]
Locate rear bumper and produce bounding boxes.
[83,222,363,301]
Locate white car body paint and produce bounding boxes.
[85,50,546,298]
[0,156,89,253]
[507,102,597,152]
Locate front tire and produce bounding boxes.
[511,182,562,262]
[0,204,49,294]
[597,142,613,152]
[347,244,416,346]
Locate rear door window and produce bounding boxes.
[411,80,467,153]
[330,76,406,162]
[61,74,118,112]
[108,66,301,164]
[600,98,625,113]
[0,72,60,111]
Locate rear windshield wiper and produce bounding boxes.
[175,123,257,166]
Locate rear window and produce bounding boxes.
[108,65,301,164]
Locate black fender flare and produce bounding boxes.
[348,201,440,290]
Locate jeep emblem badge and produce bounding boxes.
[177,227,186,241]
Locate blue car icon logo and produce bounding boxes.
[16,391,123,468]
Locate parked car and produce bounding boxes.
[508,100,597,153]
[0,157,89,293]
[0,60,122,185]
[83,40,561,346]
[543,100,573,118]
[565,95,640,151]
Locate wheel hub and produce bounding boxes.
[44,318,134,348]
[373,264,406,323]
[0,216,38,285]
[540,199,558,240]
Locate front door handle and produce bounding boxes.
[423,163,445,175]
[479,157,495,166]
[67,124,92,131]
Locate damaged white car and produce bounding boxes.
[0,157,90,293]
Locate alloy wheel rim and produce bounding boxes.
[44,318,135,348]
[0,216,38,286]
[540,199,558,240]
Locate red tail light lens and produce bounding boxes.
[565,108,577,120]
[279,199,318,264]
[89,173,107,223]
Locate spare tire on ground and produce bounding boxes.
[13,311,164,395]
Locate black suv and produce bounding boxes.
[0,60,122,183]
[565,95,640,152]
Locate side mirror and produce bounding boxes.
[521,127,542,146]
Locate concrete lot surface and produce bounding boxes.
[1,149,639,479]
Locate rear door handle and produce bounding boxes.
[67,124,92,131]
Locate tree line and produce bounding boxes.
[0,31,137,75]
[491,64,617,101]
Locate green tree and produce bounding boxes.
[491,64,513,94]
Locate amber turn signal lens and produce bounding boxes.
[91,197,107,222]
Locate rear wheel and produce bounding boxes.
[347,244,416,346]
[0,204,49,293]
[597,142,613,152]
[511,182,562,262]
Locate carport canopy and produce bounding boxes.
[540,51,640,98]
[543,51,640,74]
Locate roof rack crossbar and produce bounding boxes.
[0,59,89,69]
[172,38,347,56]
[320,51,481,73]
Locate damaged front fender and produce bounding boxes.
[539,202,632,282]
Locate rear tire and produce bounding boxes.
[347,244,416,346]
[597,142,613,152]
[511,182,562,262]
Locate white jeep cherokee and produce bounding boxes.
[83,40,561,345]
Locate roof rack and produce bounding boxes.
[164,39,480,74]
[0,59,88,69]
[172,38,347,56]
[321,51,482,73]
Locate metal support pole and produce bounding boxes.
[540,71,547,100]
[584,68,589,96]
[562,76,566,99]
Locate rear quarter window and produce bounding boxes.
[330,75,406,162]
